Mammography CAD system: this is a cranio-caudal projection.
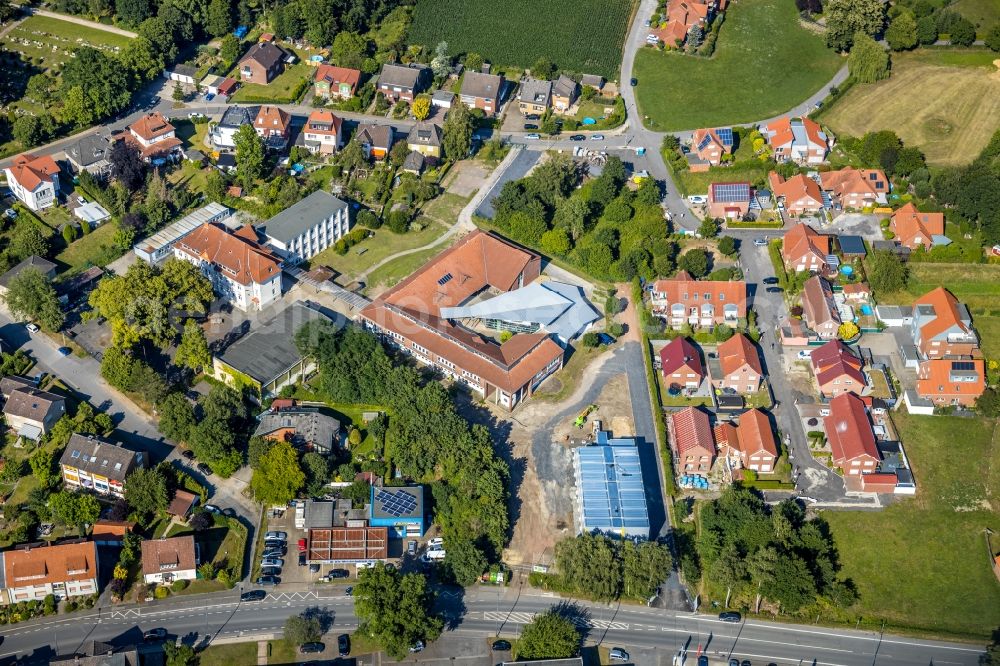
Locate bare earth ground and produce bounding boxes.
[443,161,491,197]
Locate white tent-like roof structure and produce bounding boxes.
[440,280,599,343]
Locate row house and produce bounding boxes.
[650,271,747,328]
[58,433,145,498]
[0,541,99,604]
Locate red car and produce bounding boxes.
[298,538,307,552]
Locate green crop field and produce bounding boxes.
[408,0,635,79]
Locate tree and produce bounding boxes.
[251,440,305,505]
[109,140,146,191]
[848,33,890,83]
[61,47,130,119]
[886,12,918,51]
[949,17,976,46]
[698,218,719,238]
[678,249,709,277]
[284,612,322,646]
[172,81,185,102]
[50,491,101,528]
[718,235,736,256]
[531,57,555,80]
[120,36,164,85]
[234,124,265,187]
[331,31,367,69]
[442,103,473,160]
[411,97,430,121]
[916,15,938,44]
[12,115,45,148]
[430,40,451,77]
[354,564,443,659]
[220,33,241,64]
[0,0,17,22]
[115,0,152,26]
[302,452,330,496]
[163,643,196,666]
[205,0,232,37]
[157,392,195,442]
[514,608,580,659]
[9,222,49,262]
[464,52,484,72]
[125,467,169,518]
[3,267,64,332]
[825,0,886,51]
[175,319,211,372]
[867,249,908,294]
[976,387,1000,417]
[986,24,1000,52]
[29,448,55,488]
[442,538,487,586]
[540,228,572,256]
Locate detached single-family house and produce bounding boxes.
[59,433,145,498]
[518,78,552,115]
[314,64,361,99]
[65,134,112,178]
[459,71,503,116]
[581,74,605,92]
[801,275,841,340]
[0,541,99,604]
[551,74,578,113]
[238,42,286,84]
[4,153,60,211]
[376,63,430,102]
[210,105,257,150]
[782,223,832,275]
[916,358,985,407]
[762,116,829,164]
[123,112,183,162]
[406,122,443,159]
[650,271,746,328]
[253,399,341,455]
[141,536,199,585]
[301,110,343,155]
[819,167,888,208]
[402,151,424,174]
[811,339,866,397]
[687,127,734,170]
[889,203,946,251]
[706,182,752,219]
[356,124,394,160]
[711,333,763,393]
[911,287,979,359]
[714,408,778,473]
[825,393,880,476]
[257,190,350,265]
[768,172,824,216]
[659,337,705,388]
[253,105,291,149]
[669,406,715,474]
[1,377,66,441]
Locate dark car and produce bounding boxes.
[762,277,779,285]
[300,642,324,654]
[630,77,638,86]
[729,660,740,666]
[309,563,320,573]
[241,590,266,602]
[569,135,585,141]
[143,628,167,641]
[698,657,709,666]
[262,548,285,559]
[525,114,540,121]
[719,611,742,623]
[197,462,213,475]
[260,566,281,577]
[338,634,350,656]
[298,553,307,567]
[741,661,752,666]
[344,586,353,596]
[181,449,195,460]
[597,333,615,346]
[221,508,236,518]
[328,568,349,578]
[523,124,538,130]
[255,575,280,586]
[492,639,511,651]
[766,286,784,293]
[57,347,72,357]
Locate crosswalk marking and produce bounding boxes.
[482,611,629,631]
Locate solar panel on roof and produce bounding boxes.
[697,134,712,151]
[712,183,749,202]
[375,489,417,517]
[951,361,975,371]
[717,127,734,146]
[437,273,453,286]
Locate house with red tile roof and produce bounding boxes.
[889,203,946,250]
[710,333,763,393]
[650,271,747,329]
[0,540,99,604]
[687,127,734,171]
[669,406,715,473]
[761,116,829,164]
[122,112,183,162]
[141,535,198,585]
[654,0,725,47]
[768,172,824,216]
[819,167,888,209]
[916,358,985,407]
[714,408,778,473]
[659,337,704,388]
[254,105,291,149]
[811,339,866,397]
[801,276,841,340]
[782,223,832,275]
[707,182,752,220]
[4,153,60,211]
[173,223,282,312]
[825,393,880,476]
[314,64,361,99]
[301,110,343,155]
[911,287,979,359]
[359,230,565,410]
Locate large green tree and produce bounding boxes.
[442,103,473,161]
[9,222,49,261]
[622,540,673,600]
[848,33,890,84]
[61,46,131,119]
[124,467,169,518]
[442,538,487,586]
[3,267,64,332]
[250,440,305,505]
[234,124,266,187]
[175,319,211,372]
[514,609,580,660]
[886,11,918,51]
[825,0,886,51]
[205,0,232,37]
[354,564,443,659]
[866,249,909,294]
[283,612,322,646]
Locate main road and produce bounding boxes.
[0,584,984,665]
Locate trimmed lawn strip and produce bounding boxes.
[54,222,121,276]
[364,242,450,294]
[632,0,841,130]
[306,220,448,284]
[822,412,1000,639]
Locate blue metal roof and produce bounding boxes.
[574,431,650,537]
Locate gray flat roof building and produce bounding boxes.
[257,190,349,245]
[573,430,650,538]
[133,202,231,264]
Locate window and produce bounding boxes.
[704,293,710,300]
[719,293,725,301]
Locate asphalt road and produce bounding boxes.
[0,585,984,665]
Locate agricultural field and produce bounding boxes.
[408,0,635,79]
[820,50,1000,167]
[632,0,842,130]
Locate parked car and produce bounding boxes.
[261,558,284,568]
[255,575,279,586]
[181,449,195,460]
[762,276,779,284]
[525,114,540,121]
[523,124,538,130]
[241,590,266,601]
[338,633,350,656]
[328,568,350,578]
[427,537,444,549]
[298,553,306,567]
[609,647,630,662]
[265,531,287,540]
[688,195,707,204]
[25,323,39,333]
[221,508,236,518]
[569,134,585,141]
[299,642,324,654]
[260,566,281,577]
[492,639,511,651]
[525,133,541,140]
[766,286,783,293]
[197,462,213,475]
[409,641,425,653]
[309,563,320,573]
[797,350,813,359]
[408,540,417,556]
[263,540,285,551]
[630,78,638,86]
[204,504,220,514]
[597,333,615,346]
[143,628,167,641]
[753,238,768,247]
[57,347,71,357]
[719,611,742,623]
[298,538,307,552]
[591,134,605,141]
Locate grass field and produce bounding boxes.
[820,50,1000,166]
[632,0,842,130]
[54,223,121,276]
[229,62,311,103]
[365,242,450,295]
[952,0,1000,33]
[822,412,1000,638]
[408,0,635,79]
[307,220,448,284]
[2,15,132,71]
[199,640,296,666]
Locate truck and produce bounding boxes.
[574,404,598,428]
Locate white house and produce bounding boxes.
[0,541,99,604]
[141,536,199,585]
[164,64,197,85]
[257,190,350,265]
[173,222,283,311]
[4,153,60,211]
[123,112,183,162]
[301,110,342,155]
[210,106,257,150]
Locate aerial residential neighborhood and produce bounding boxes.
[0,0,998,663]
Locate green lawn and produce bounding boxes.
[675,161,770,197]
[306,220,448,284]
[54,223,121,276]
[198,640,295,665]
[419,192,469,224]
[633,0,842,130]
[3,15,132,70]
[363,241,451,294]
[229,62,311,103]
[951,0,1000,33]
[167,161,213,198]
[822,412,1000,638]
